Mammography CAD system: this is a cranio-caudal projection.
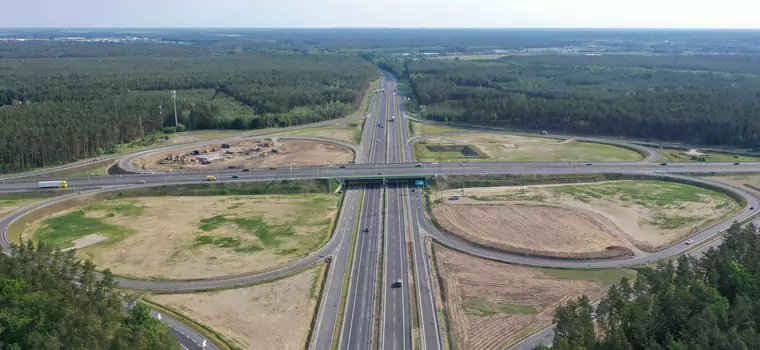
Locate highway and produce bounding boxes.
[5,161,760,194]
[6,75,760,350]
[340,77,388,350]
[381,79,413,350]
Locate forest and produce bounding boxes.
[0,242,178,349]
[0,53,377,172]
[405,55,760,149]
[540,222,760,350]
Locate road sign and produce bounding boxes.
[415,180,425,186]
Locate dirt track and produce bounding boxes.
[434,245,616,350]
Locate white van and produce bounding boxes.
[449,194,461,200]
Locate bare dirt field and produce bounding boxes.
[416,133,642,162]
[149,266,323,350]
[433,245,633,350]
[434,180,737,254]
[25,195,337,280]
[433,202,632,259]
[135,138,354,171]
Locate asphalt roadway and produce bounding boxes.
[381,79,413,350]
[341,77,388,350]
[5,78,760,350]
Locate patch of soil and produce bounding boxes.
[433,245,611,350]
[63,234,109,251]
[433,202,633,259]
[150,267,321,350]
[138,139,354,171]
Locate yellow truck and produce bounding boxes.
[269,166,278,170]
[206,175,217,181]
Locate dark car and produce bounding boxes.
[339,165,346,169]
[392,279,402,288]
[232,175,239,179]
[585,163,592,166]
[363,227,370,233]
[734,162,741,165]
[242,169,250,172]
[660,163,668,166]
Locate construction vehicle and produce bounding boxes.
[38,180,68,189]
[221,143,231,149]
[206,175,217,181]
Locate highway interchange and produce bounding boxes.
[3,75,760,350]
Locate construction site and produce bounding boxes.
[137,138,355,171]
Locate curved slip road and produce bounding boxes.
[3,115,366,181]
[405,115,662,162]
[0,185,357,291]
[117,135,363,174]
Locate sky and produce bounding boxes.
[5,0,760,28]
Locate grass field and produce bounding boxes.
[408,120,467,136]
[415,133,643,162]
[148,265,324,350]
[436,180,738,254]
[433,245,633,350]
[27,194,338,279]
[272,120,364,144]
[657,149,760,163]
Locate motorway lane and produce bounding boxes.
[310,185,362,350]
[381,78,413,350]
[6,161,760,193]
[340,185,383,350]
[396,88,443,350]
[340,77,389,350]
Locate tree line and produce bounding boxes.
[0,53,377,172]
[404,56,760,149]
[0,242,178,349]
[539,222,760,350]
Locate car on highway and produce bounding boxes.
[377,172,383,175]
[411,188,416,192]
[242,168,250,172]
[205,175,217,181]
[661,162,668,166]
[364,227,370,233]
[376,138,380,142]
[585,163,592,166]
[392,279,402,288]
[751,205,755,210]
[231,175,239,179]
[734,162,741,165]
[339,165,346,168]
[137,180,146,184]
[685,239,694,245]
[415,163,422,167]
